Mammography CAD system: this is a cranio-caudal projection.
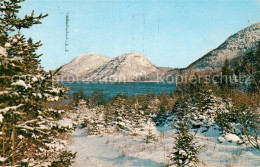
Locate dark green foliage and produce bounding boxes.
[220,59,233,89]
[0,35,5,46]
[90,89,107,106]
[222,59,232,76]
[0,0,75,165]
[78,91,165,135]
[50,150,77,167]
[168,117,204,167]
[233,41,260,93]
[215,106,238,133]
[144,126,157,144]
[144,129,157,144]
[216,102,259,149]
[158,92,170,112]
[72,89,88,105]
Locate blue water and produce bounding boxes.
[63,82,176,98]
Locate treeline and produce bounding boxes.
[218,41,260,93]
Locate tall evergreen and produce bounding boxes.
[220,58,233,89]
[0,0,75,166]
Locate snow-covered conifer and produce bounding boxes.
[168,117,204,167]
[0,0,75,166]
[143,118,157,143]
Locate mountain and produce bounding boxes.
[187,22,260,70]
[58,23,259,81]
[58,53,111,80]
[58,52,173,82]
[86,52,161,82]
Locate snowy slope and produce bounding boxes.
[69,128,260,167]
[58,52,169,82]
[188,22,260,70]
[58,53,111,80]
[86,52,161,82]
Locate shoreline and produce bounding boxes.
[58,81,176,84]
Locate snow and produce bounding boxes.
[88,52,160,82]
[4,43,11,48]
[217,136,225,143]
[189,22,260,70]
[69,128,163,167]
[224,134,242,143]
[0,91,9,95]
[1,104,24,113]
[0,156,7,162]
[32,76,38,82]
[37,93,42,98]
[13,38,18,43]
[51,88,61,93]
[11,80,31,89]
[0,47,7,57]
[44,94,59,101]
[54,96,59,101]
[58,118,74,129]
[0,114,3,123]
[59,52,162,82]
[10,56,23,61]
[68,127,260,167]
[33,93,42,98]
[59,53,111,79]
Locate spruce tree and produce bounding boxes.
[220,59,232,89]
[0,0,75,166]
[143,118,157,144]
[168,117,204,167]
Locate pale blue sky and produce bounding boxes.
[19,0,260,70]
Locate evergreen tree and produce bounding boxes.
[231,42,260,92]
[130,99,147,135]
[143,118,157,144]
[243,43,260,92]
[168,117,204,167]
[90,89,107,106]
[72,89,88,106]
[220,59,232,89]
[0,0,75,166]
[222,59,232,76]
[85,107,106,135]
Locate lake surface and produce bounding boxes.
[63,82,176,98]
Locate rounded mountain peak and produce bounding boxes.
[60,53,111,76]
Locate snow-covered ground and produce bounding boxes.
[69,128,163,167]
[69,127,260,167]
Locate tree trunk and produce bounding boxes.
[2,124,5,167]
[12,124,15,166]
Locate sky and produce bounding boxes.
[19,0,260,71]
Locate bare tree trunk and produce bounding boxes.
[2,123,5,167]
[12,124,15,166]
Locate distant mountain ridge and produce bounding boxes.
[187,22,260,70]
[87,52,161,82]
[58,22,260,82]
[58,52,170,82]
